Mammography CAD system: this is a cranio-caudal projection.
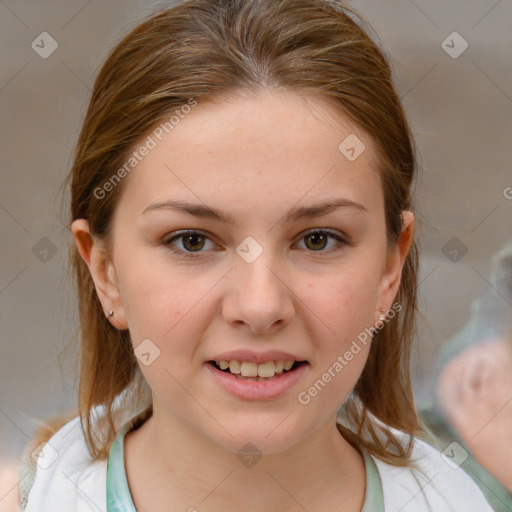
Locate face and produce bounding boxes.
[75,89,412,454]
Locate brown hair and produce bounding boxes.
[61,0,423,466]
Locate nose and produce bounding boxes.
[222,250,295,334]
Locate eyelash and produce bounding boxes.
[162,229,350,259]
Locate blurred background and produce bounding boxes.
[1,0,511,510]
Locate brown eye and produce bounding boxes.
[304,232,329,251]
[298,229,348,253]
[163,230,216,258]
[181,233,206,252]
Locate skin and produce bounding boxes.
[72,89,414,511]
[437,337,512,492]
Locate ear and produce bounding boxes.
[70,219,128,330]
[374,210,415,321]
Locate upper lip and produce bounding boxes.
[209,350,307,364]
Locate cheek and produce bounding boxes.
[117,263,229,387]
[297,271,377,408]
[300,263,381,347]
[117,252,216,338]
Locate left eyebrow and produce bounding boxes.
[283,199,368,223]
[141,198,368,225]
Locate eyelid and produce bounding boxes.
[162,227,350,257]
[163,229,218,248]
[298,227,349,243]
[294,228,350,253]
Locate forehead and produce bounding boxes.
[115,89,382,220]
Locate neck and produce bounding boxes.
[124,404,366,511]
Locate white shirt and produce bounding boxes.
[23,415,495,512]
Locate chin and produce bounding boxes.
[203,417,307,456]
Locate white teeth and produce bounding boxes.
[214,360,298,378]
[240,362,258,377]
[229,360,241,374]
[257,361,275,378]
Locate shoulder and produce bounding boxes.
[369,430,495,512]
[23,414,107,512]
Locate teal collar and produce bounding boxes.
[361,446,385,511]
[106,422,384,511]
[106,422,137,512]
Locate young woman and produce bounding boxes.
[20,0,495,510]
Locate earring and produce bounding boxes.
[378,309,386,322]
[108,310,114,318]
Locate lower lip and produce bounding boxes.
[204,362,309,400]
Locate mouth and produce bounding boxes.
[207,359,308,380]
